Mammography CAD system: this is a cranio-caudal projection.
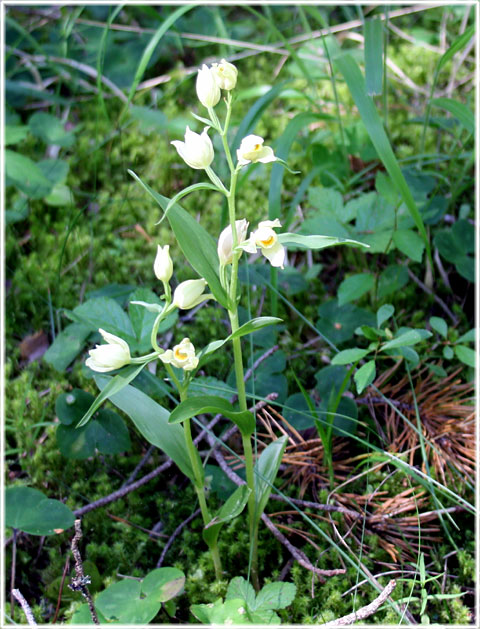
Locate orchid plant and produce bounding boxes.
[79,59,368,590]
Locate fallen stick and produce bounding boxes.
[318,579,397,626]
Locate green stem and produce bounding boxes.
[176,382,222,579]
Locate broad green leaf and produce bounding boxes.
[141,567,185,603]
[317,300,375,345]
[5,125,29,145]
[5,150,53,199]
[94,374,194,481]
[377,304,394,328]
[70,297,136,346]
[378,264,409,298]
[338,273,375,306]
[5,486,75,535]
[28,112,75,147]
[43,322,91,371]
[364,18,383,95]
[44,183,73,206]
[226,577,256,609]
[335,55,431,263]
[37,159,69,184]
[382,329,432,350]
[457,328,475,344]
[443,346,454,360]
[77,362,147,427]
[71,605,108,624]
[283,393,316,431]
[278,233,369,250]
[255,581,296,611]
[331,347,370,365]
[168,395,255,438]
[95,579,159,625]
[128,170,228,308]
[354,360,376,394]
[455,345,475,368]
[203,485,251,548]
[191,598,250,625]
[431,97,474,135]
[254,435,288,526]
[393,229,425,262]
[429,316,448,339]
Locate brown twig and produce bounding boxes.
[69,520,99,625]
[318,579,397,626]
[52,557,70,624]
[157,508,201,568]
[12,589,38,627]
[406,267,458,324]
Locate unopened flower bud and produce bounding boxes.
[211,59,238,90]
[86,329,131,373]
[196,64,221,108]
[217,219,249,265]
[171,126,214,170]
[154,245,173,284]
[173,278,210,310]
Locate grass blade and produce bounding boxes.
[431,97,474,135]
[364,18,383,96]
[335,54,431,266]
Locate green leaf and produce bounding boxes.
[317,300,375,345]
[5,125,29,145]
[429,316,448,339]
[254,436,288,526]
[331,347,370,365]
[255,581,296,611]
[457,328,475,344]
[393,229,425,262]
[203,485,251,548]
[168,396,255,438]
[338,273,375,306]
[28,112,75,147]
[378,264,409,298]
[5,150,53,199]
[191,598,250,625]
[335,55,431,264]
[229,317,282,340]
[44,183,73,207]
[37,159,70,184]
[377,304,394,328]
[77,363,147,427]
[226,577,256,608]
[95,579,160,624]
[382,329,432,350]
[158,183,223,224]
[443,346,454,360]
[455,345,475,368]
[141,567,185,603]
[268,112,332,220]
[43,322,91,371]
[364,18,383,96]
[70,297,136,346]
[5,486,75,535]
[354,360,376,394]
[128,171,229,308]
[431,97,474,135]
[94,374,194,481]
[278,233,369,250]
[283,393,316,431]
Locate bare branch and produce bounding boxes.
[318,579,397,626]
[12,589,38,627]
[69,520,99,625]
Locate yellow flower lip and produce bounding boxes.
[174,348,188,361]
[260,235,275,247]
[254,143,261,150]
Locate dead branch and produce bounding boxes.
[318,579,397,626]
[157,508,201,568]
[69,520,99,625]
[12,589,37,627]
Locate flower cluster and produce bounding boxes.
[196,59,238,107]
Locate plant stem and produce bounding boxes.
[169,369,222,579]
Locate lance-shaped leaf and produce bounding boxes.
[157,183,223,225]
[254,435,288,526]
[277,233,369,250]
[128,170,229,308]
[94,375,194,481]
[198,317,282,360]
[168,395,255,437]
[76,362,148,427]
[203,485,251,548]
